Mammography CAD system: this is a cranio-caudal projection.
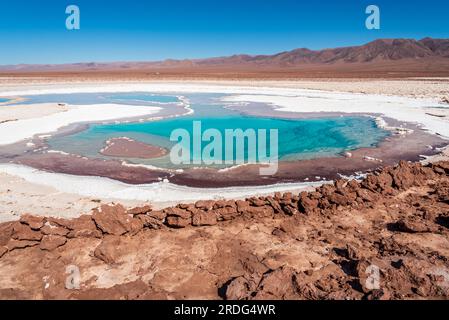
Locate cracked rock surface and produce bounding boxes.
[1,160,449,300]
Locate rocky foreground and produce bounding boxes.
[1,160,449,300]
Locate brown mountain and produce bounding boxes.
[1,38,449,78]
[181,38,449,66]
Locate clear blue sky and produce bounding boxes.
[0,0,448,64]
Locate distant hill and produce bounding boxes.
[176,38,449,67]
[1,38,449,77]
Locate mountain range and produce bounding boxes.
[2,38,449,77]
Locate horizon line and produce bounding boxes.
[1,36,447,68]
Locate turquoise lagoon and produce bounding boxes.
[39,92,390,169]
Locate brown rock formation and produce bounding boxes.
[0,160,449,300]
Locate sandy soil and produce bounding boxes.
[0,77,448,100]
[0,172,148,223]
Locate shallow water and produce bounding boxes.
[106,93,180,104]
[18,92,181,106]
[41,92,390,169]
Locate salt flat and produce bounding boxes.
[0,80,448,220]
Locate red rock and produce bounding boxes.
[377,172,393,191]
[309,191,322,200]
[0,246,7,259]
[282,192,293,201]
[320,184,336,197]
[391,161,417,190]
[39,235,67,251]
[280,196,294,207]
[254,266,297,299]
[92,216,127,235]
[318,198,331,209]
[164,207,191,219]
[298,193,319,214]
[440,195,449,204]
[236,200,251,212]
[192,211,217,226]
[333,181,358,202]
[126,218,144,236]
[40,223,70,236]
[69,279,150,300]
[433,162,449,174]
[138,215,164,229]
[92,204,139,236]
[295,281,322,300]
[137,210,167,229]
[283,205,299,216]
[0,159,448,300]
[266,196,283,214]
[164,208,192,228]
[357,188,378,202]
[6,239,39,251]
[346,244,362,260]
[225,276,250,300]
[346,191,358,202]
[177,203,190,209]
[327,193,350,206]
[46,217,74,229]
[396,218,438,233]
[347,180,361,190]
[366,289,391,300]
[214,207,239,221]
[213,200,236,209]
[183,204,198,213]
[20,214,45,230]
[164,207,191,228]
[420,205,439,221]
[244,206,274,218]
[0,222,14,246]
[334,179,349,191]
[420,166,437,179]
[166,216,191,228]
[12,223,42,241]
[94,236,121,265]
[195,200,215,211]
[362,174,379,192]
[127,205,152,215]
[248,198,267,207]
[148,210,167,221]
[66,215,102,238]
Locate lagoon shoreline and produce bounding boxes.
[6,112,445,188]
[0,79,448,221]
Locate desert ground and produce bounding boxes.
[1,160,449,299]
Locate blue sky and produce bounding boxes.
[0,0,448,64]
